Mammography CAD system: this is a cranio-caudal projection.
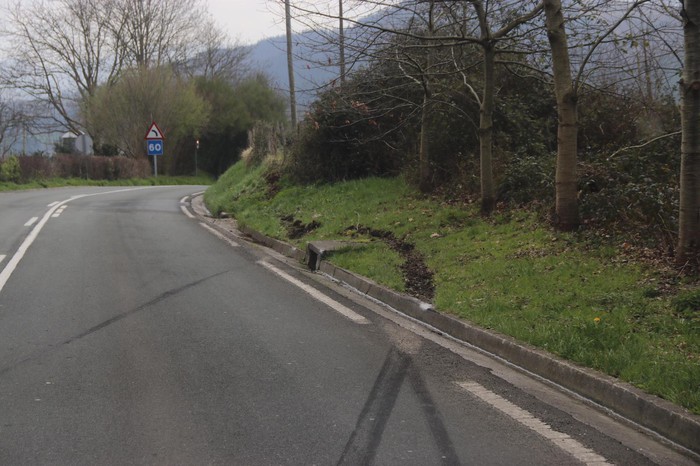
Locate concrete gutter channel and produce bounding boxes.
[190,195,700,458]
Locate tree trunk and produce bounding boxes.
[479,43,496,215]
[419,92,432,193]
[544,0,579,231]
[285,0,297,129]
[677,1,700,267]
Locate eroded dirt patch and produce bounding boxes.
[345,226,435,301]
[281,215,321,239]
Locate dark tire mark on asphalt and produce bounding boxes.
[0,270,230,376]
[337,347,460,465]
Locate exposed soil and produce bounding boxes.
[264,169,282,199]
[345,225,435,301]
[281,215,321,239]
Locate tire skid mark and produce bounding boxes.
[0,270,229,377]
[338,347,460,465]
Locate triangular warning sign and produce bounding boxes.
[144,122,165,140]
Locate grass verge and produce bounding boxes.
[206,161,700,415]
[0,175,213,192]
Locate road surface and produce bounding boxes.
[0,186,694,465]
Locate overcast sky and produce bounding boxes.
[206,0,287,45]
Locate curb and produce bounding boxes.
[317,260,700,457]
[191,195,700,457]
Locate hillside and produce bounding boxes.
[205,160,700,416]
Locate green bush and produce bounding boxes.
[498,153,555,205]
[0,156,21,183]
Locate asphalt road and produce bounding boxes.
[0,186,695,465]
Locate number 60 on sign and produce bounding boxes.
[147,140,163,156]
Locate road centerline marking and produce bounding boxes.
[24,217,39,227]
[258,260,370,325]
[0,186,169,295]
[457,381,611,465]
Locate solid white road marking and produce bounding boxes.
[199,223,239,247]
[457,381,611,465]
[179,195,189,204]
[0,255,5,265]
[24,217,39,227]
[259,260,370,325]
[181,205,195,218]
[0,202,64,293]
[0,186,167,295]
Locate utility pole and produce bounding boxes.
[285,0,297,129]
[339,0,346,84]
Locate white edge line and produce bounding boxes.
[199,223,239,247]
[0,201,65,293]
[24,217,39,227]
[179,195,189,204]
[191,191,204,196]
[457,381,611,465]
[180,205,195,219]
[259,260,370,325]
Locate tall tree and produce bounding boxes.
[542,0,653,230]
[544,0,578,230]
[677,0,700,267]
[469,0,544,215]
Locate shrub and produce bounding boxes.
[498,153,555,205]
[0,156,21,183]
[18,154,54,180]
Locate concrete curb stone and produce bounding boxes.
[190,194,700,457]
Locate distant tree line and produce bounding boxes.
[0,0,286,176]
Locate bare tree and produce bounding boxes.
[677,0,700,267]
[0,93,31,158]
[178,22,251,84]
[288,0,544,209]
[0,0,125,133]
[117,0,207,69]
[543,0,654,230]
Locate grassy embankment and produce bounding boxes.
[0,175,213,192]
[206,161,700,415]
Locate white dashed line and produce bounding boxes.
[258,260,370,325]
[457,381,611,465]
[52,206,67,218]
[199,223,239,247]
[0,255,5,265]
[47,201,59,207]
[24,217,39,227]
